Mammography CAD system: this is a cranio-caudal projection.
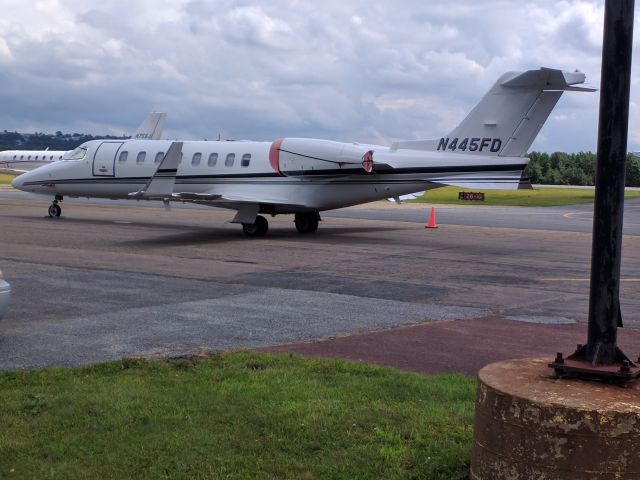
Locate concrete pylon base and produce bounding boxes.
[470,357,640,479]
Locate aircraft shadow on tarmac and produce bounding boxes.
[115,225,406,248]
[10,211,407,246]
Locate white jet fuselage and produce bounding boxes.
[14,137,526,213]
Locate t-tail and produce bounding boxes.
[384,67,594,190]
[393,67,594,157]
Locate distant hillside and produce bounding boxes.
[0,131,128,152]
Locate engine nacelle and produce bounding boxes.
[269,138,373,176]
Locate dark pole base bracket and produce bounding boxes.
[549,344,640,385]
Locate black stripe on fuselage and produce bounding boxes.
[20,164,525,187]
[279,163,525,177]
[22,177,521,188]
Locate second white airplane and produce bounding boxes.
[12,68,592,236]
[0,112,166,175]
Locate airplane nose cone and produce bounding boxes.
[11,174,24,190]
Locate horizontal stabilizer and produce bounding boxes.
[500,68,596,92]
[428,168,526,190]
[433,179,522,190]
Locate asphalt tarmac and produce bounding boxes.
[329,198,640,235]
[1,190,640,371]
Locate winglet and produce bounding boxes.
[129,141,182,198]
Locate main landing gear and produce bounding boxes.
[241,212,321,237]
[294,212,320,234]
[48,195,63,218]
[242,215,269,237]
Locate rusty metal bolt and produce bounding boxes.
[555,352,564,364]
[621,360,631,373]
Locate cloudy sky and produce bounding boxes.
[0,0,638,152]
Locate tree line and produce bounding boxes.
[524,151,640,187]
[0,130,127,152]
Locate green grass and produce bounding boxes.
[0,353,475,480]
[0,174,13,185]
[416,186,640,207]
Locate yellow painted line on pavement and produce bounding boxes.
[562,212,591,219]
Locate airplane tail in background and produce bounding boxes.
[392,67,595,157]
[133,112,167,140]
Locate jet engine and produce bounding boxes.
[269,138,374,176]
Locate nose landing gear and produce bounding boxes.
[48,195,63,218]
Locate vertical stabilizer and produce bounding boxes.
[392,68,594,157]
[133,112,167,140]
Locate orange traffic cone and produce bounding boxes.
[425,206,438,229]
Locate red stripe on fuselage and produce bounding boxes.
[269,138,284,175]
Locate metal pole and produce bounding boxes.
[586,0,635,365]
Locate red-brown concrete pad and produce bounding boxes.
[263,316,640,376]
[471,357,640,479]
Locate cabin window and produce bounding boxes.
[118,151,128,164]
[241,154,251,168]
[225,153,235,167]
[35,156,39,160]
[28,155,31,160]
[50,155,53,160]
[136,152,146,164]
[12,155,16,160]
[58,156,62,159]
[20,155,24,160]
[208,153,218,167]
[154,152,164,164]
[192,152,202,166]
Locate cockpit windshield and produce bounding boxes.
[62,146,87,161]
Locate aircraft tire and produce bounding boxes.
[242,215,268,237]
[294,213,319,234]
[48,203,61,218]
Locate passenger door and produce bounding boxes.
[92,141,123,176]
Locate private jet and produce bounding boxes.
[0,112,167,175]
[12,68,593,236]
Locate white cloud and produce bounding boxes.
[219,6,293,49]
[0,37,13,62]
[0,0,637,152]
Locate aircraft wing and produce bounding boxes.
[0,166,29,176]
[0,160,54,176]
[129,141,183,198]
[172,191,306,208]
[170,191,307,224]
